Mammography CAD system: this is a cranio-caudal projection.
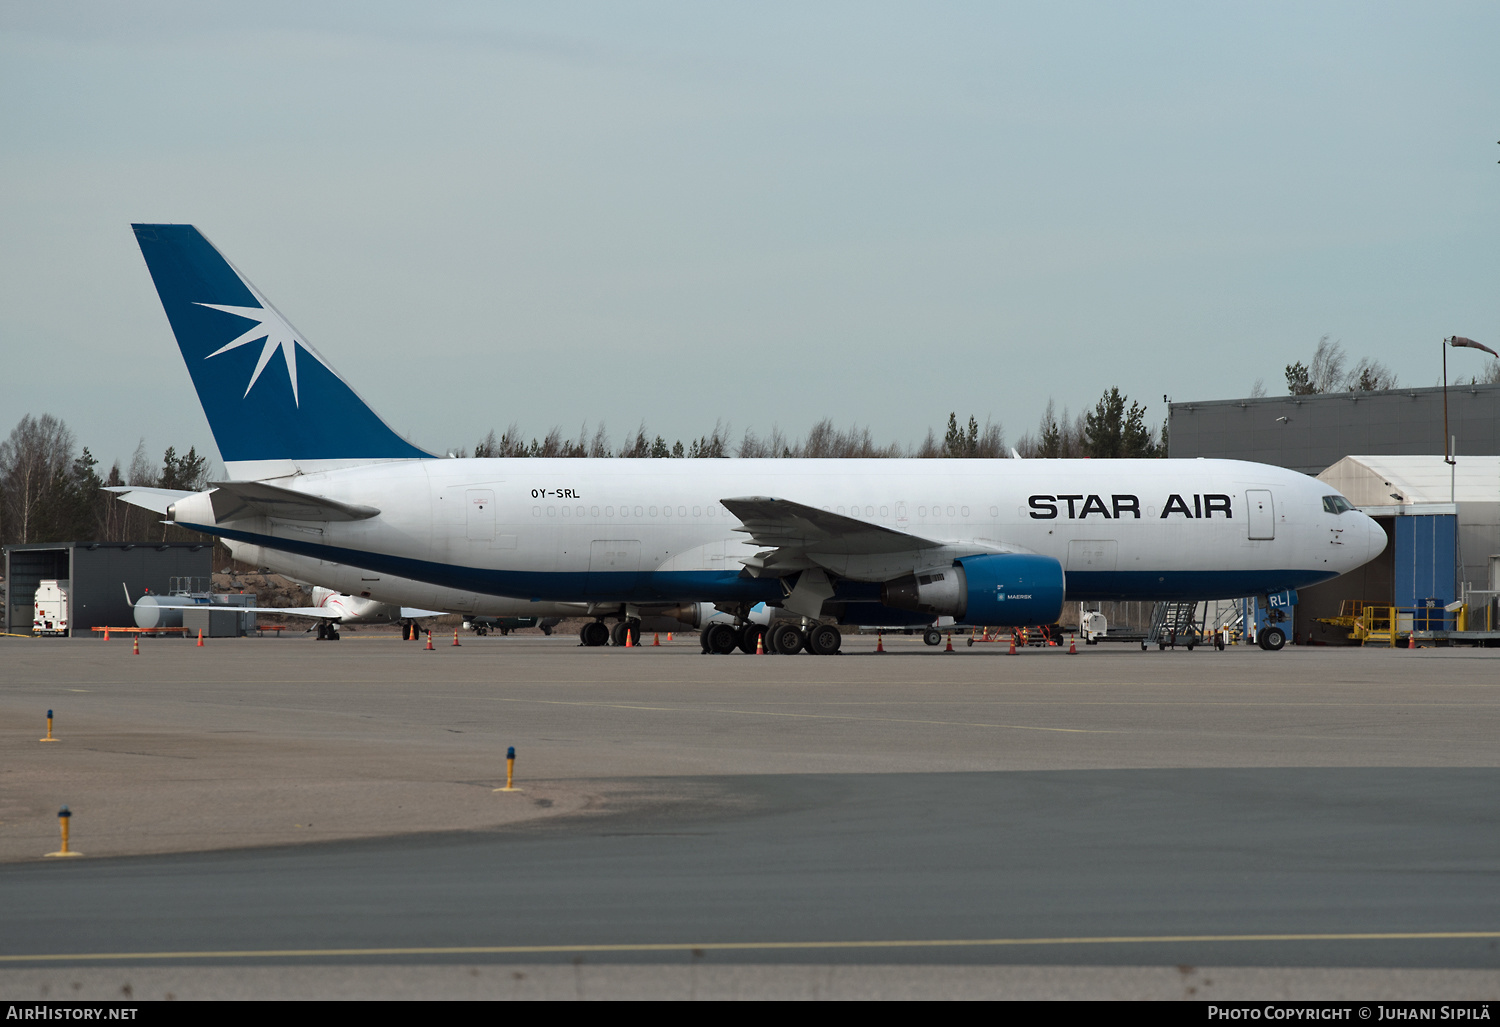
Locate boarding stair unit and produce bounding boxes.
[1146,601,1200,649]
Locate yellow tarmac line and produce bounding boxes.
[5,931,1498,963]
[481,696,1115,733]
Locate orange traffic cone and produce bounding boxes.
[1069,634,1077,654]
[196,629,204,647]
[653,633,660,646]
[756,631,765,655]
[667,632,673,642]
[1008,632,1017,655]
[944,632,954,653]
[103,626,109,641]
[1408,631,1416,650]
[425,630,435,651]
[133,634,139,656]
[875,632,886,654]
[452,628,461,647]
[625,627,634,648]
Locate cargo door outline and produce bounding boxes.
[466,489,495,541]
[587,540,641,597]
[1246,490,1275,540]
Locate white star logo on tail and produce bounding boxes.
[194,279,335,407]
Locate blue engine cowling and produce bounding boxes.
[957,553,1065,626]
[880,553,1065,626]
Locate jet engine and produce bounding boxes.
[880,553,1065,626]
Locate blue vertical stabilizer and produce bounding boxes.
[131,224,432,465]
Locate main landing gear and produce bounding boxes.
[315,621,341,641]
[702,621,841,655]
[578,619,640,647]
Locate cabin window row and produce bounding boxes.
[533,504,720,519]
[527,504,1007,520]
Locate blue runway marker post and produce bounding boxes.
[46,806,81,858]
[495,746,518,792]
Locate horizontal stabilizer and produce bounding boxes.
[721,496,943,555]
[104,486,196,515]
[207,480,381,522]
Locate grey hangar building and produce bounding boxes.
[1168,382,1500,644]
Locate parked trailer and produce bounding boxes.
[32,579,70,636]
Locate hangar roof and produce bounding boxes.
[1318,455,1500,507]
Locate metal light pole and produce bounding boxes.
[1443,336,1498,502]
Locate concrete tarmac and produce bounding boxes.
[3,633,1499,999]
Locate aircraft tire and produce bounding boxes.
[707,623,739,654]
[807,623,841,655]
[580,620,610,647]
[737,624,764,654]
[1259,626,1286,651]
[923,628,942,646]
[610,621,628,646]
[770,623,804,655]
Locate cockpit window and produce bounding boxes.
[1322,495,1355,515]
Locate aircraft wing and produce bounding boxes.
[252,605,444,619]
[206,481,381,522]
[134,602,341,619]
[139,604,445,620]
[240,606,340,619]
[240,604,445,620]
[721,496,945,554]
[104,486,196,515]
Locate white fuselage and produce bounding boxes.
[179,456,1385,621]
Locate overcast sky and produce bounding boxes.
[2,1,1497,471]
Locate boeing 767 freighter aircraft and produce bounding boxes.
[112,225,1385,654]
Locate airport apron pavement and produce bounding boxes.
[5,767,1498,969]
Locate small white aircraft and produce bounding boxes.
[114,225,1386,654]
[270,586,448,640]
[131,584,448,640]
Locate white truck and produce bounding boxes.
[33,579,71,636]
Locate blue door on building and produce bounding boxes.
[1394,514,1457,609]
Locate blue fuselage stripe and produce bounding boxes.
[187,524,1337,605]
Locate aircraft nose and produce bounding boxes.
[1363,513,1387,562]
